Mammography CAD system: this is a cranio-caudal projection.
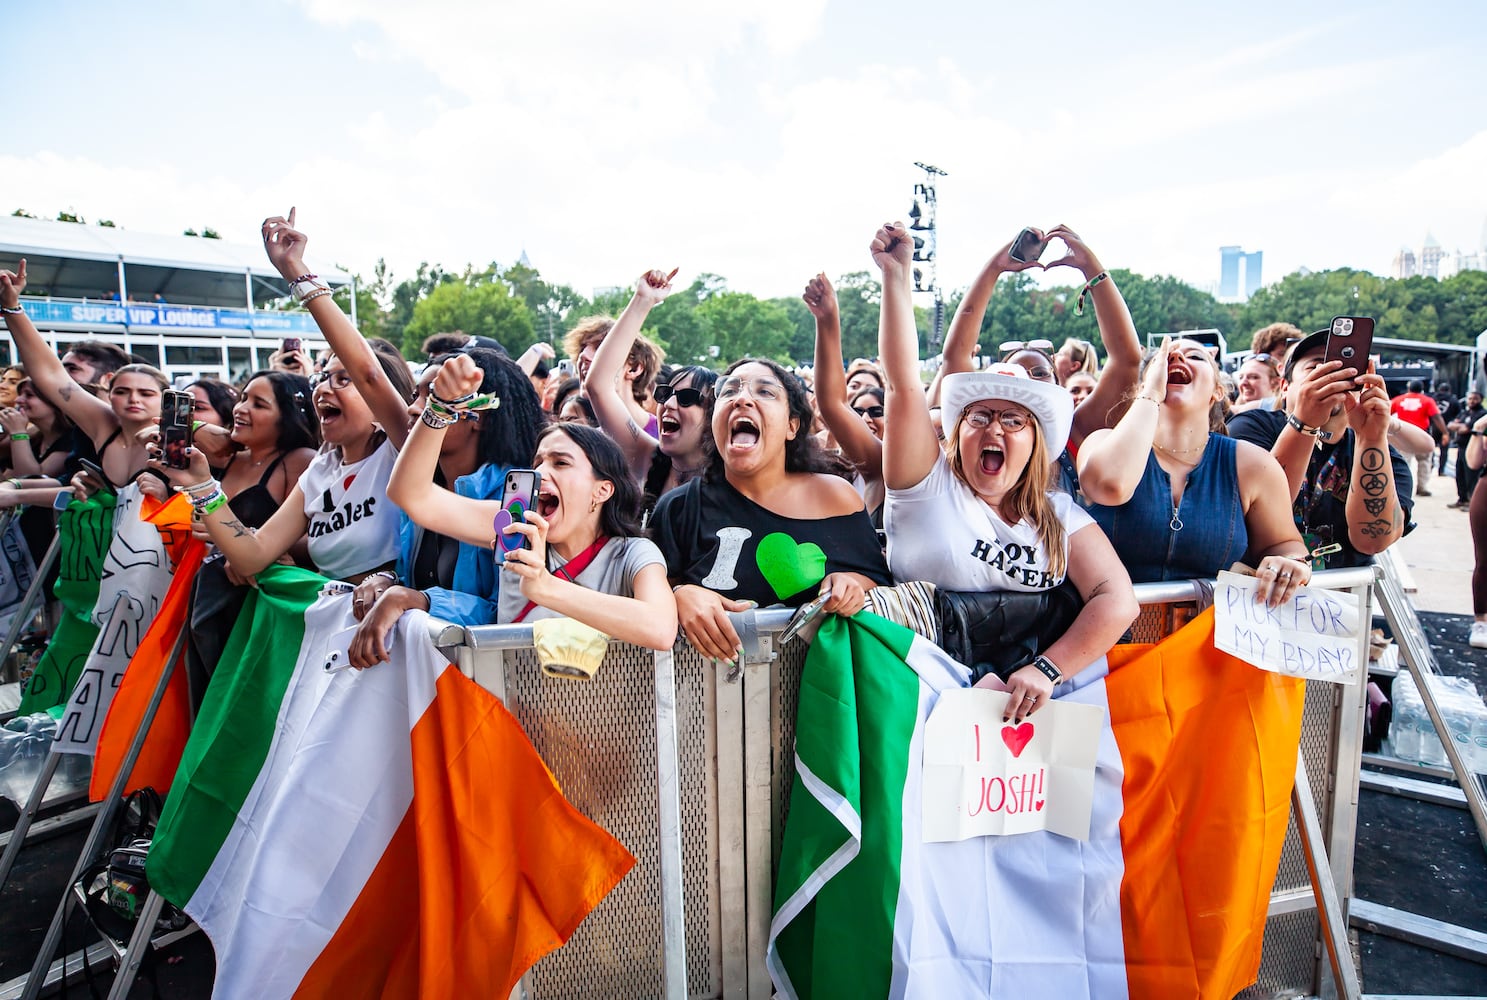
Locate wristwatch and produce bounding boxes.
[1029,654,1062,684]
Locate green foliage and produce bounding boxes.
[11,209,35,218]
[696,291,792,363]
[96,219,116,228]
[201,227,221,240]
[833,272,883,363]
[57,209,84,224]
[401,269,534,359]
[500,261,586,349]
[1235,268,1487,347]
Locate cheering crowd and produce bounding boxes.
[3,213,1472,714]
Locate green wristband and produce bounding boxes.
[199,492,229,517]
[9,433,28,442]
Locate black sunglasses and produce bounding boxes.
[654,383,705,407]
[853,404,885,419]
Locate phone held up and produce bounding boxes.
[281,337,303,356]
[1323,316,1375,386]
[1008,228,1048,265]
[496,469,541,553]
[160,389,195,469]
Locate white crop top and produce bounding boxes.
[300,438,400,580]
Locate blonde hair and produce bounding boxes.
[945,411,1068,581]
[1061,339,1099,377]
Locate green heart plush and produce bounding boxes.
[755,532,827,601]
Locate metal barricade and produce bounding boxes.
[453,567,1374,1000]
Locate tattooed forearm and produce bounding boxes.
[57,384,73,401]
[1360,447,1385,472]
[625,419,646,444]
[1358,518,1392,538]
[220,517,253,539]
[1363,496,1387,516]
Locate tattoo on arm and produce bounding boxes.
[57,384,73,402]
[1359,471,1388,496]
[1360,447,1385,472]
[220,517,252,539]
[1363,496,1387,516]
[625,419,645,444]
[1358,518,1392,539]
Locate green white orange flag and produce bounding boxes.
[148,565,635,999]
[768,607,1305,999]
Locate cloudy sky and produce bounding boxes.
[8,0,1486,303]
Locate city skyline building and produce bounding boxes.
[1218,245,1263,301]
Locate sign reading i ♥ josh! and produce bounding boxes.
[921,688,1103,843]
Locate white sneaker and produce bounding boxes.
[1471,621,1487,650]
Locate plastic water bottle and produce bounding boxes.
[1392,687,1422,763]
[1471,703,1487,775]
[1419,699,1449,767]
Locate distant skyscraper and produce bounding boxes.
[1420,233,1444,279]
[1218,246,1262,301]
[1219,246,1242,299]
[1242,250,1263,298]
[1392,248,1418,279]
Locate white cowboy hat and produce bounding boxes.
[940,364,1074,458]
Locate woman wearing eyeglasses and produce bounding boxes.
[805,273,888,531]
[587,269,718,515]
[650,357,891,663]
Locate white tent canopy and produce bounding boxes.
[0,215,351,307]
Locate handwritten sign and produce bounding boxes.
[1213,570,1362,684]
[922,689,1103,843]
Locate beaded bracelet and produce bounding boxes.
[288,273,319,287]
[298,287,333,306]
[421,407,454,430]
[0,305,22,315]
[1074,271,1110,317]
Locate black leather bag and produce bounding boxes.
[934,580,1085,683]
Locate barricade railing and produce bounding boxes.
[445,568,1376,999]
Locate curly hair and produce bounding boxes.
[704,357,850,481]
[462,348,547,470]
[562,315,665,403]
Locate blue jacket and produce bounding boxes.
[396,463,507,626]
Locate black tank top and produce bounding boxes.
[225,452,288,529]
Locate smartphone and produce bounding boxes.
[1323,317,1375,385]
[557,359,574,377]
[281,337,303,355]
[160,389,194,469]
[77,458,114,497]
[496,470,541,554]
[1008,228,1048,264]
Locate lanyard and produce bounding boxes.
[513,535,610,623]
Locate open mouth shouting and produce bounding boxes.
[727,414,761,452]
[1166,360,1193,385]
[659,413,682,438]
[979,445,1006,476]
[536,486,560,519]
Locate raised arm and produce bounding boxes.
[386,355,503,547]
[940,234,1042,375]
[0,262,117,445]
[587,269,674,481]
[874,224,939,490]
[261,210,411,449]
[1343,368,1406,556]
[806,273,881,472]
[1075,339,1168,504]
[1042,226,1141,444]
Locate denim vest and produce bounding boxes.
[1088,434,1248,584]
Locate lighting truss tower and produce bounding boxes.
[909,161,948,352]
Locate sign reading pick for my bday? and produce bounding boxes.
[1213,570,1363,685]
[921,689,1103,843]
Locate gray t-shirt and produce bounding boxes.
[497,535,666,625]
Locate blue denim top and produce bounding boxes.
[1087,433,1248,583]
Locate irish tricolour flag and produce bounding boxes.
[768,608,1305,999]
[148,566,635,999]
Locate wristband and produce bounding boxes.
[370,570,399,585]
[1029,654,1062,684]
[198,491,229,517]
[1286,412,1321,437]
[182,477,219,495]
[5,478,21,489]
[1074,271,1110,317]
[430,390,478,408]
[287,272,319,286]
[420,407,454,430]
[0,305,22,315]
[1133,394,1161,406]
[9,433,28,442]
[298,287,333,306]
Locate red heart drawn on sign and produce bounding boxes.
[1034,799,1045,811]
[1000,722,1034,758]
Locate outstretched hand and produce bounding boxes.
[0,259,27,307]
[870,223,913,274]
[261,208,309,281]
[802,273,839,323]
[1040,224,1104,278]
[1343,361,1390,439]
[989,231,1045,275]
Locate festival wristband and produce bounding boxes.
[1029,654,1062,684]
[1286,412,1321,437]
